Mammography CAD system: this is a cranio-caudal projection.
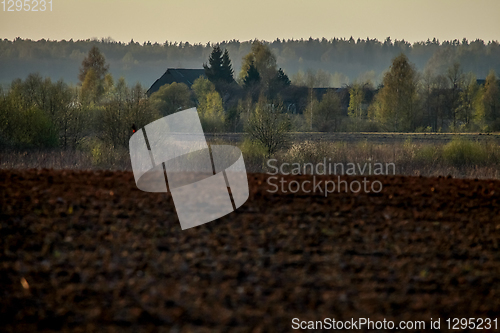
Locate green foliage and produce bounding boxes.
[414,144,439,164]
[198,91,225,133]
[348,83,364,118]
[203,46,235,85]
[446,62,465,129]
[302,93,318,131]
[0,74,82,148]
[79,45,109,83]
[0,72,161,152]
[204,45,223,82]
[2,37,500,93]
[302,88,348,132]
[239,40,291,99]
[78,46,109,104]
[414,126,433,133]
[442,137,490,167]
[264,137,500,178]
[229,97,254,133]
[243,60,261,88]
[4,38,500,165]
[81,69,104,105]
[239,40,277,85]
[245,97,291,157]
[235,138,268,172]
[224,106,242,132]
[473,86,486,130]
[374,54,420,132]
[292,69,331,88]
[221,49,235,84]
[401,137,417,160]
[192,76,215,102]
[14,106,59,147]
[482,70,500,130]
[98,82,160,148]
[191,77,225,132]
[309,90,343,131]
[341,118,379,132]
[268,68,291,99]
[149,82,193,117]
[457,74,480,130]
[81,137,128,168]
[56,87,87,149]
[240,137,267,155]
[275,68,291,87]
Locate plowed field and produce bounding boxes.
[1,169,500,332]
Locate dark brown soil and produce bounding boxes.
[1,169,500,332]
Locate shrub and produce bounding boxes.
[14,107,59,148]
[245,99,291,157]
[239,138,267,172]
[80,137,129,169]
[442,137,489,167]
[281,141,331,165]
[415,145,439,164]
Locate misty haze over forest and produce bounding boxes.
[1,37,499,88]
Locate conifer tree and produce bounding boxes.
[275,68,291,87]
[221,49,235,84]
[203,45,223,83]
[243,61,261,88]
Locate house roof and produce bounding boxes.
[147,68,206,96]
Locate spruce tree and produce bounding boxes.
[275,68,291,86]
[221,49,235,84]
[244,61,261,88]
[203,45,223,83]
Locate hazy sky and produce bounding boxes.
[1,0,499,44]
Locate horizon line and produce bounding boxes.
[2,36,500,46]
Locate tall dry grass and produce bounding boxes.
[2,136,500,179]
[0,148,131,171]
[242,136,500,179]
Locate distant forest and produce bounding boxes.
[2,38,500,159]
[1,37,500,88]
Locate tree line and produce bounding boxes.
[368,55,500,133]
[151,42,500,135]
[1,42,500,159]
[0,46,158,152]
[1,37,499,88]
